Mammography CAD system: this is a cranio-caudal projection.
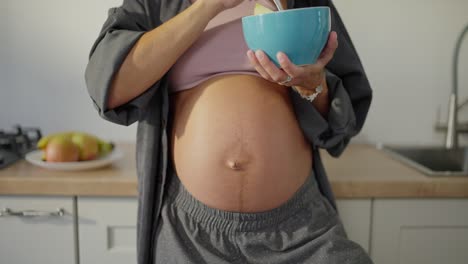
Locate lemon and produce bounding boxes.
[254,3,274,15]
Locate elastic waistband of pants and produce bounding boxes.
[165,164,321,234]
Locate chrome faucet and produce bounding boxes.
[436,23,468,149]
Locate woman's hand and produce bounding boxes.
[246,31,339,93]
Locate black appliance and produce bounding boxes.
[0,125,42,169]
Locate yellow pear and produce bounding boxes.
[71,133,99,161]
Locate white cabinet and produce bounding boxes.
[371,199,468,264]
[0,196,76,264]
[78,197,138,264]
[336,199,372,253]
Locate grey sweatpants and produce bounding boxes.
[154,163,374,264]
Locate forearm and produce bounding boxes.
[107,0,222,109]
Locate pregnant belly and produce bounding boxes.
[169,74,313,212]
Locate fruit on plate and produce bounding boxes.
[44,137,80,162]
[37,131,114,162]
[37,131,74,150]
[71,133,100,161]
[254,3,274,15]
[98,140,114,157]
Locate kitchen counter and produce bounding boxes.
[1,142,467,198]
[0,143,138,197]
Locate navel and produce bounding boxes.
[226,160,246,171]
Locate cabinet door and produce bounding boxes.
[0,196,76,264]
[371,199,468,264]
[78,197,137,264]
[336,199,372,253]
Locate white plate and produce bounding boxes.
[25,147,124,171]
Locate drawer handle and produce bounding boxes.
[0,208,66,217]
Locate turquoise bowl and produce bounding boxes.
[242,7,331,67]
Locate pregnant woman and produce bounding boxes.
[85,0,373,263]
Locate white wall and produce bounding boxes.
[1,0,468,145]
[334,0,468,146]
[1,0,133,141]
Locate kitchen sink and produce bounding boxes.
[380,145,468,176]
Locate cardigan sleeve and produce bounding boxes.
[289,0,372,157]
[84,0,162,126]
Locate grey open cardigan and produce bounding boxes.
[84,0,372,263]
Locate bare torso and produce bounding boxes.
[169,74,313,212]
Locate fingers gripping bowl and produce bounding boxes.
[242,7,331,67]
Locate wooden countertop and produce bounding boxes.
[0,143,138,197]
[1,142,467,198]
[322,144,468,198]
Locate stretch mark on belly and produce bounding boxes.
[239,171,247,212]
[224,120,254,170]
[224,125,253,211]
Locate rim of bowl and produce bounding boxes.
[243,6,330,19]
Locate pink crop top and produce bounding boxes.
[168,0,278,93]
